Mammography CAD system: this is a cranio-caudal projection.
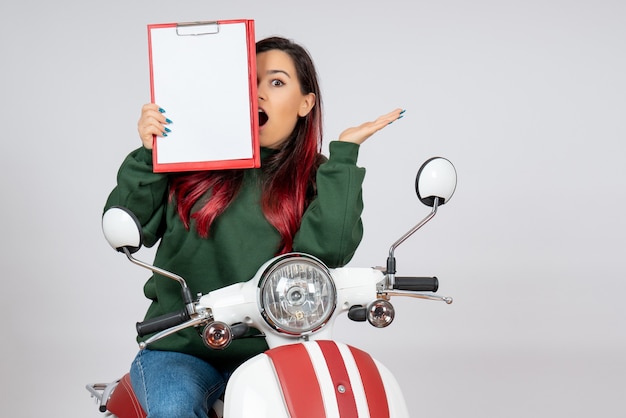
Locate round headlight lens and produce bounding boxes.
[258,254,336,335]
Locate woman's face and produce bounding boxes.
[256,50,315,149]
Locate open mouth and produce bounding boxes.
[258,109,268,127]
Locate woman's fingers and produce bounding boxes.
[377,108,405,127]
[137,104,172,149]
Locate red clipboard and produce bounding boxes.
[147,20,259,172]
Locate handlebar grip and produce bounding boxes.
[393,276,439,292]
[136,309,190,337]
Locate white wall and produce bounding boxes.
[1,0,624,416]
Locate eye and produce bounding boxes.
[271,79,285,87]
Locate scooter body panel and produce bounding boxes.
[223,353,291,418]
[223,340,409,418]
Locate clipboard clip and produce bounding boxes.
[176,21,219,36]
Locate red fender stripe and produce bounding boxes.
[317,341,359,418]
[266,344,326,417]
[349,345,390,418]
[267,341,390,418]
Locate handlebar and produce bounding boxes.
[136,309,191,337]
[393,276,439,292]
[135,275,442,340]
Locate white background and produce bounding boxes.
[1,0,624,416]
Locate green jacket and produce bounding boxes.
[104,141,365,372]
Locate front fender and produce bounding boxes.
[223,340,409,418]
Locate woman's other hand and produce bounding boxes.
[338,108,405,145]
[137,103,172,150]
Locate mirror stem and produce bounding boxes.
[122,247,195,314]
[386,197,440,286]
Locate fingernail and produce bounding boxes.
[165,118,173,124]
[159,107,166,113]
[400,109,406,115]
[164,127,171,133]
[388,115,404,125]
[162,132,168,137]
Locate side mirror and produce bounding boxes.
[102,206,143,253]
[386,157,457,279]
[415,157,457,207]
[102,206,194,312]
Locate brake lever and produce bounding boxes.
[384,290,453,304]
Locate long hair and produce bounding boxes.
[169,36,323,254]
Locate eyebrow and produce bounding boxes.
[266,69,292,79]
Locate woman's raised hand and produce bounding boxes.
[338,108,405,145]
[137,103,172,150]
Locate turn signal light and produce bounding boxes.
[202,322,233,350]
[367,300,395,328]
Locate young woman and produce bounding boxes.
[105,36,403,417]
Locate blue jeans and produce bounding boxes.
[130,349,226,418]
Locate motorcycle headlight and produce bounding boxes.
[258,253,336,335]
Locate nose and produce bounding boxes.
[257,80,266,101]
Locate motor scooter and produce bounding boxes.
[87,156,457,417]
